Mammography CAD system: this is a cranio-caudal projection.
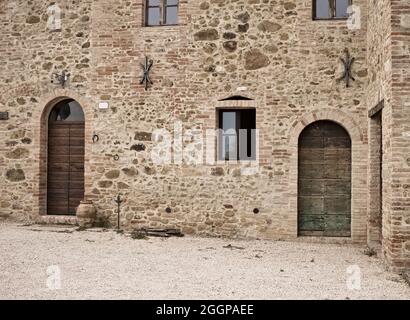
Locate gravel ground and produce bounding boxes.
[0,222,409,300]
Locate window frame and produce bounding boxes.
[145,0,179,27]
[312,0,352,21]
[217,108,256,162]
[48,99,85,123]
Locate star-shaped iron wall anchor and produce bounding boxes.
[140,56,154,91]
[337,49,355,88]
[51,69,70,88]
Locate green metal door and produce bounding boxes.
[298,121,352,237]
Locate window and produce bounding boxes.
[146,0,179,26]
[218,109,256,161]
[49,100,85,122]
[313,0,351,20]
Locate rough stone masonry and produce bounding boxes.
[0,0,409,272]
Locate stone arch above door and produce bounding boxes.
[288,109,367,243]
[289,109,364,147]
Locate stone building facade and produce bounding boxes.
[0,0,409,271]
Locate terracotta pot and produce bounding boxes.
[76,200,96,222]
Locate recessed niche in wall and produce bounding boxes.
[0,112,9,120]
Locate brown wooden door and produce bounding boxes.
[298,121,352,237]
[47,122,85,216]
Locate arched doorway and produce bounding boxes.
[298,120,352,237]
[47,99,85,216]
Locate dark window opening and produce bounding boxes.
[146,0,179,26]
[313,0,351,20]
[218,109,256,161]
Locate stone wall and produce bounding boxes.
[366,0,392,253]
[388,0,410,271]
[367,0,410,271]
[86,0,369,240]
[1,1,369,242]
[0,0,93,221]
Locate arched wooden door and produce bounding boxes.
[47,99,85,216]
[298,121,352,237]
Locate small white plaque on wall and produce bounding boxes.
[237,86,247,91]
[99,102,109,110]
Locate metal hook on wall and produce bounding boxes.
[92,134,99,143]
